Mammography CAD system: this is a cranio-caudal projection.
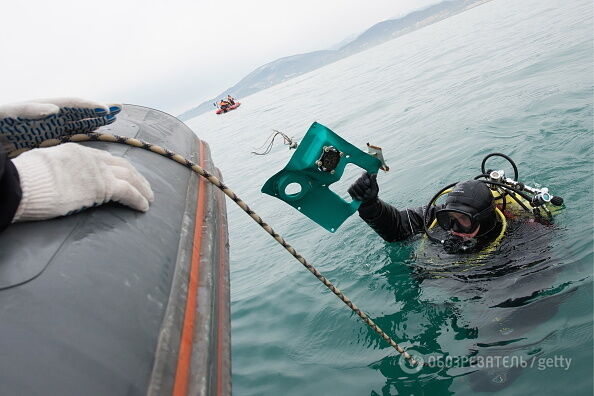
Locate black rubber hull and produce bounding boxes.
[0,105,231,396]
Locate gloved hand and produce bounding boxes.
[348,172,379,205]
[11,143,154,222]
[0,98,122,151]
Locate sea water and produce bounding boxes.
[187,0,593,394]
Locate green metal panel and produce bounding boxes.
[262,122,381,232]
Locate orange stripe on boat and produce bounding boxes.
[172,141,207,396]
[216,192,228,396]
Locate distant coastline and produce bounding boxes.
[178,0,494,121]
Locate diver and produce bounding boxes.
[347,171,555,254]
[348,168,566,392]
[226,95,236,105]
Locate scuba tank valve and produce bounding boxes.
[487,169,564,208]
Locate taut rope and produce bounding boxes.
[10,132,420,367]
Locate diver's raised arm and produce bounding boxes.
[348,172,434,242]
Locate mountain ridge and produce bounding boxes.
[179,0,492,120]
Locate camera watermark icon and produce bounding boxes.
[398,349,425,374]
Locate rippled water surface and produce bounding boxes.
[187,0,593,394]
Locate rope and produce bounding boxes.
[10,132,421,367]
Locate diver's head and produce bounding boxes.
[436,180,497,238]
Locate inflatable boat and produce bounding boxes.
[0,105,231,396]
[216,102,241,114]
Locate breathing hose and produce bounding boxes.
[481,152,518,181]
[10,132,422,368]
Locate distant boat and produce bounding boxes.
[216,102,241,115]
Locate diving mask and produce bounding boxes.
[435,204,493,235]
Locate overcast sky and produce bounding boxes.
[1,0,442,115]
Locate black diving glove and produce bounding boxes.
[348,172,379,207]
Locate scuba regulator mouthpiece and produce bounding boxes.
[443,236,477,254]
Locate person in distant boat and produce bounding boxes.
[0,98,154,233]
[226,95,236,105]
[219,99,230,111]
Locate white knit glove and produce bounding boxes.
[11,143,154,222]
[0,98,122,151]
